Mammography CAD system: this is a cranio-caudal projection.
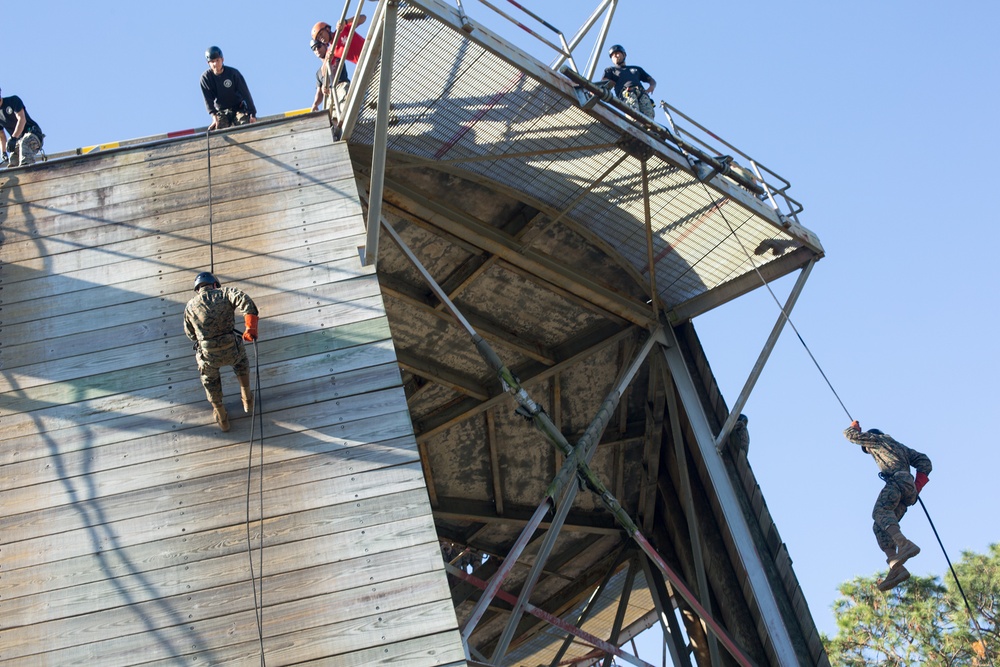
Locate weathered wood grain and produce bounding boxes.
[0,317,394,445]
[0,118,464,666]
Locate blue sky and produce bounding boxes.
[6,0,998,657]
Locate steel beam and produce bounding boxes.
[638,553,687,667]
[662,365,721,667]
[363,0,399,266]
[414,324,637,443]
[667,247,817,323]
[489,331,660,663]
[379,278,558,365]
[659,328,799,665]
[715,259,814,451]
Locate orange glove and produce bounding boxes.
[243,314,259,342]
[915,471,929,493]
[849,420,860,430]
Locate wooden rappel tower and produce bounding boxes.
[0,1,831,665]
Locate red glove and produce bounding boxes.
[243,314,259,342]
[915,471,929,493]
[849,420,860,431]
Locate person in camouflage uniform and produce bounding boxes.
[728,414,750,454]
[600,45,656,119]
[844,420,932,591]
[184,272,259,431]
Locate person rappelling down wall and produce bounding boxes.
[843,421,932,591]
[184,272,260,431]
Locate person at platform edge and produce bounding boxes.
[200,46,257,130]
[0,87,44,167]
[310,37,350,114]
[309,15,366,115]
[600,44,656,119]
[843,420,932,591]
[184,272,259,432]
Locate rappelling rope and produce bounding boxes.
[206,128,215,274]
[690,170,989,645]
[917,497,995,665]
[206,126,265,664]
[698,182,853,421]
[245,341,267,666]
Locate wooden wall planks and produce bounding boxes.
[0,115,466,665]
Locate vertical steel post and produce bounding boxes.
[662,365,721,667]
[363,0,398,266]
[659,329,799,665]
[637,554,688,667]
[641,159,659,317]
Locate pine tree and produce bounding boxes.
[823,544,999,666]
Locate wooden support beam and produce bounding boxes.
[414,324,637,442]
[396,350,491,401]
[383,177,656,327]
[432,498,621,535]
[380,277,558,366]
[640,354,666,534]
[486,409,504,517]
[667,246,818,323]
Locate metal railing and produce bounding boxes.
[451,0,802,224]
[657,99,804,223]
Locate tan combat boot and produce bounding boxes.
[238,374,254,414]
[211,402,230,432]
[878,565,910,592]
[887,527,920,568]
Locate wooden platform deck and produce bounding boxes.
[0,114,466,666]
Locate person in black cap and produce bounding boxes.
[0,87,44,167]
[600,44,656,119]
[844,420,932,591]
[310,38,350,113]
[200,46,257,130]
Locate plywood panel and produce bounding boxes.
[0,116,465,665]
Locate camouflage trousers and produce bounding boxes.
[620,87,654,119]
[195,334,249,404]
[214,109,252,129]
[872,471,918,550]
[7,132,42,167]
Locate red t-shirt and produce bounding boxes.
[334,19,365,63]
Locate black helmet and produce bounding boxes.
[866,428,884,435]
[206,46,223,61]
[608,44,625,58]
[193,271,219,291]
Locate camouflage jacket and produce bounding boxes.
[184,287,259,345]
[843,427,932,477]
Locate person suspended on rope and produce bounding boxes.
[599,44,656,119]
[200,46,257,130]
[844,420,932,592]
[184,272,259,432]
[310,16,366,115]
[0,87,45,167]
